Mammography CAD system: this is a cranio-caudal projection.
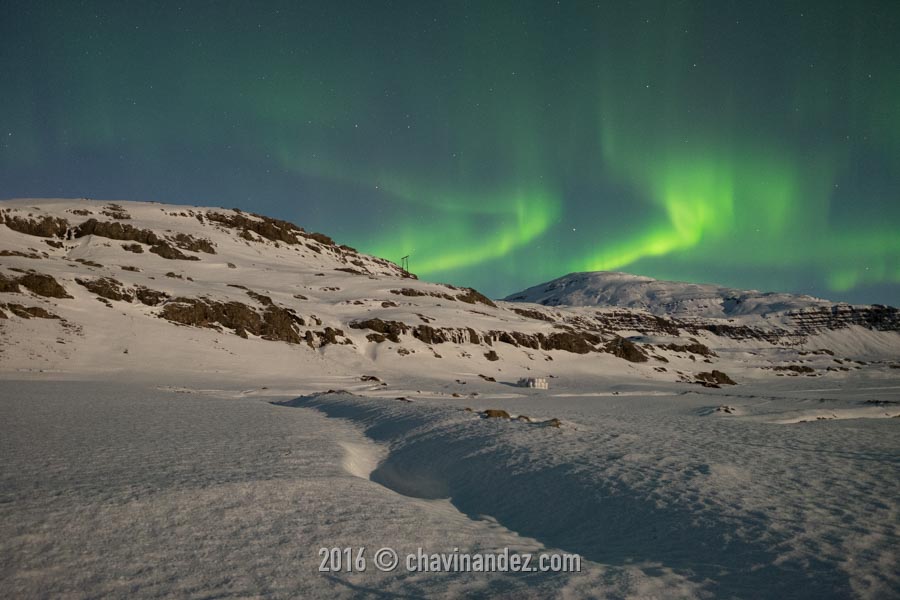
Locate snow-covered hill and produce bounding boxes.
[1,198,898,385]
[506,271,875,317]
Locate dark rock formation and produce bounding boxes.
[100,204,131,220]
[158,296,309,344]
[18,273,72,299]
[2,214,69,238]
[307,232,335,245]
[455,287,497,308]
[75,220,200,261]
[661,342,716,357]
[787,304,900,333]
[349,318,410,343]
[1,249,43,259]
[134,286,169,306]
[207,211,307,245]
[482,409,510,419]
[2,303,60,319]
[772,365,815,374]
[695,370,737,386]
[149,241,200,261]
[246,290,274,306]
[76,219,159,245]
[603,337,648,362]
[0,273,21,293]
[76,277,133,302]
[170,233,216,254]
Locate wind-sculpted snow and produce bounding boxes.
[283,390,900,599]
[2,380,723,599]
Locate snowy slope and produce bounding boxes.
[2,198,898,384]
[506,270,842,317]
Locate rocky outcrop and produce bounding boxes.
[100,204,131,220]
[412,325,482,345]
[483,329,603,354]
[453,287,497,308]
[390,286,497,307]
[349,318,410,343]
[540,331,603,353]
[74,220,200,261]
[160,298,260,334]
[351,318,619,356]
[75,219,159,245]
[0,273,21,293]
[134,286,169,306]
[258,305,307,343]
[72,276,166,306]
[149,241,200,261]
[695,322,791,345]
[2,271,72,298]
[1,303,60,319]
[207,211,307,245]
[307,232,335,246]
[603,336,648,362]
[661,342,716,357]
[695,370,737,387]
[17,272,72,299]
[589,310,683,336]
[1,249,44,259]
[158,296,313,344]
[2,214,70,238]
[482,409,511,419]
[391,288,455,301]
[170,233,216,254]
[787,305,900,333]
[246,291,274,306]
[76,277,133,302]
[771,365,815,374]
[307,326,350,348]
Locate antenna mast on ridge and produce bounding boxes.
[400,255,410,273]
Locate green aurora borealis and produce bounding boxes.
[2,1,899,303]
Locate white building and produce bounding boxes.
[517,377,549,389]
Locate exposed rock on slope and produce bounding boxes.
[1,213,70,238]
[4,271,72,299]
[1,198,897,382]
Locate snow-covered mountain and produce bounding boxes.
[505,271,828,316]
[506,270,898,322]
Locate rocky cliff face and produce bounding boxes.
[786,304,900,333]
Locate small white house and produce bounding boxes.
[517,377,549,389]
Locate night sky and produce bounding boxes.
[2,1,898,304]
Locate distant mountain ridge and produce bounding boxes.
[506,271,852,318]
